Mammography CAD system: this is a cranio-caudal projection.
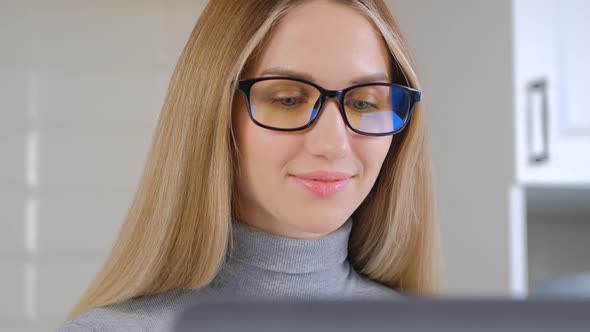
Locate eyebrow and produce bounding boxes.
[259,67,390,85]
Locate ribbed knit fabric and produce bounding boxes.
[57,219,399,332]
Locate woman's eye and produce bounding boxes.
[347,99,376,111]
[271,96,305,107]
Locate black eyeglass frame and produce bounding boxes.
[235,76,421,137]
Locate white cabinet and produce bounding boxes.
[514,0,590,186]
[512,0,590,297]
[558,1,590,131]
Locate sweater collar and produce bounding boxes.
[226,219,352,274]
[207,219,354,297]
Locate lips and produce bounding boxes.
[290,171,353,197]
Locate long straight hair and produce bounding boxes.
[67,0,442,320]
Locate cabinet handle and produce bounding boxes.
[526,79,549,164]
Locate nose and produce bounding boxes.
[303,99,351,160]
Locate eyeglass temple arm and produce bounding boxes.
[413,91,422,102]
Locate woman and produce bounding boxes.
[59,0,441,330]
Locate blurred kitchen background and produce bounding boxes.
[0,0,589,331]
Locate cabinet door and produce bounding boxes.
[550,0,590,182]
[558,0,590,132]
[514,0,590,185]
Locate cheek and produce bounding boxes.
[234,102,299,186]
[353,136,392,178]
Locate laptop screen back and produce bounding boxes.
[172,298,590,332]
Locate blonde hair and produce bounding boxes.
[67,0,442,320]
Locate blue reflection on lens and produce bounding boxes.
[308,107,318,123]
[393,112,404,130]
[391,89,405,109]
[390,87,409,131]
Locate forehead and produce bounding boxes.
[251,0,392,89]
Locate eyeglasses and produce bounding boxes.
[235,76,421,136]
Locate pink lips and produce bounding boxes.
[291,171,353,197]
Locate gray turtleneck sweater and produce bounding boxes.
[57,219,400,332]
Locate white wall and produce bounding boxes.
[387,0,516,295]
[0,1,206,331]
